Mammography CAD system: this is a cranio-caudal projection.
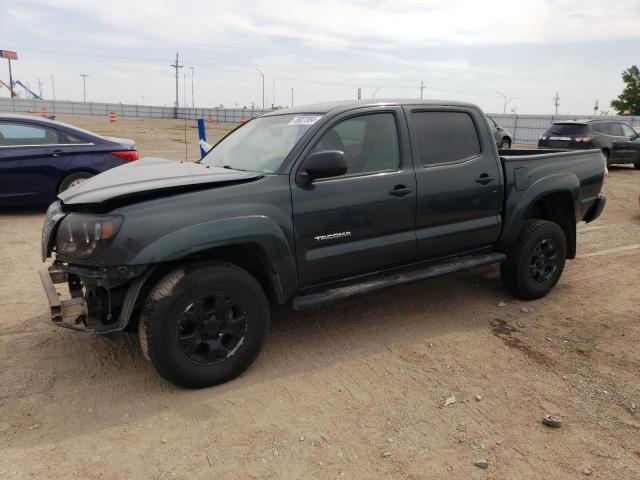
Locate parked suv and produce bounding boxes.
[538,120,640,169]
[487,115,512,150]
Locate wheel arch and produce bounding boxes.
[498,174,580,259]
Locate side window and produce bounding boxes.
[621,123,636,138]
[411,111,481,166]
[610,123,624,136]
[0,123,64,146]
[312,113,400,176]
[592,123,609,135]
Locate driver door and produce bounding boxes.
[291,108,417,288]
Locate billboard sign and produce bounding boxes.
[0,50,18,60]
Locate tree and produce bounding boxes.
[610,65,640,115]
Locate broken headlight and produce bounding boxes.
[56,214,123,259]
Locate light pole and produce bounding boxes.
[496,91,513,114]
[372,86,382,98]
[256,68,265,110]
[291,87,294,108]
[80,74,89,102]
[50,74,55,101]
[190,66,195,108]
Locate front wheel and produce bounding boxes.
[501,219,567,300]
[58,172,93,193]
[139,262,270,388]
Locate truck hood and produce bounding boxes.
[59,157,263,205]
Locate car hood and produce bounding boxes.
[59,157,263,205]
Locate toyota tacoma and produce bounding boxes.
[40,100,607,388]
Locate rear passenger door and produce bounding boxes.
[609,123,632,163]
[404,107,503,260]
[619,123,640,163]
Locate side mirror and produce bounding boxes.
[298,150,347,184]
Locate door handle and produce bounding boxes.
[476,174,495,185]
[388,185,413,197]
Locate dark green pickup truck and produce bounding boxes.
[40,100,607,388]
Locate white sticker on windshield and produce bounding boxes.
[288,115,322,126]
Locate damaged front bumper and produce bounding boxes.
[39,263,152,334]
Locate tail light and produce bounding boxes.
[111,150,138,161]
[600,157,608,195]
[574,136,593,143]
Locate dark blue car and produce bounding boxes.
[0,114,138,206]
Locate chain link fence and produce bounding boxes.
[2,97,639,144]
[0,97,273,124]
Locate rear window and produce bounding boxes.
[592,123,611,135]
[545,123,588,135]
[411,111,481,166]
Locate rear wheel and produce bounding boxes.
[500,138,511,150]
[501,219,567,300]
[58,172,93,193]
[139,261,269,388]
[634,161,640,170]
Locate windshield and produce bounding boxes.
[200,114,322,173]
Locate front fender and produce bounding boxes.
[130,215,298,298]
[498,172,580,250]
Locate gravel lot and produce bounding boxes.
[1,115,639,479]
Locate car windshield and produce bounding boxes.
[200,114,322,173]
[546,123,588,135]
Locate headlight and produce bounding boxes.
[56,214,123,259]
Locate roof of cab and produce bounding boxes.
[262,98,480,117]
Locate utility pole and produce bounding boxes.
[553,92,560,115]
[593,100,599,116]
[80,74,88,102]
[357,88,361,100]
[291,87,294,108]
[419,81,425,99]
[190,66,195,108]
[37,78,44,98]
[170,53,183,108]
[256,68,265,110]
[50,74,55,101]
[272,72,275,109]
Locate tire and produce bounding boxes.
[499,138,511,150]
[139,261,270,388]
[58,172,93,193]
[501,219,567,300]
[634,161,640,170]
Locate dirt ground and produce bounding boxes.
[1,114,639,479]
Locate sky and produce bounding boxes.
[1,0,639,114]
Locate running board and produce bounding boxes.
[292,252,506,310]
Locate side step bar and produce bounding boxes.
[292,252,506,310]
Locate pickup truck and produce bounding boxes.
[40,100,607,388]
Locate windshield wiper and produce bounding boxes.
[222,165,248,171]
